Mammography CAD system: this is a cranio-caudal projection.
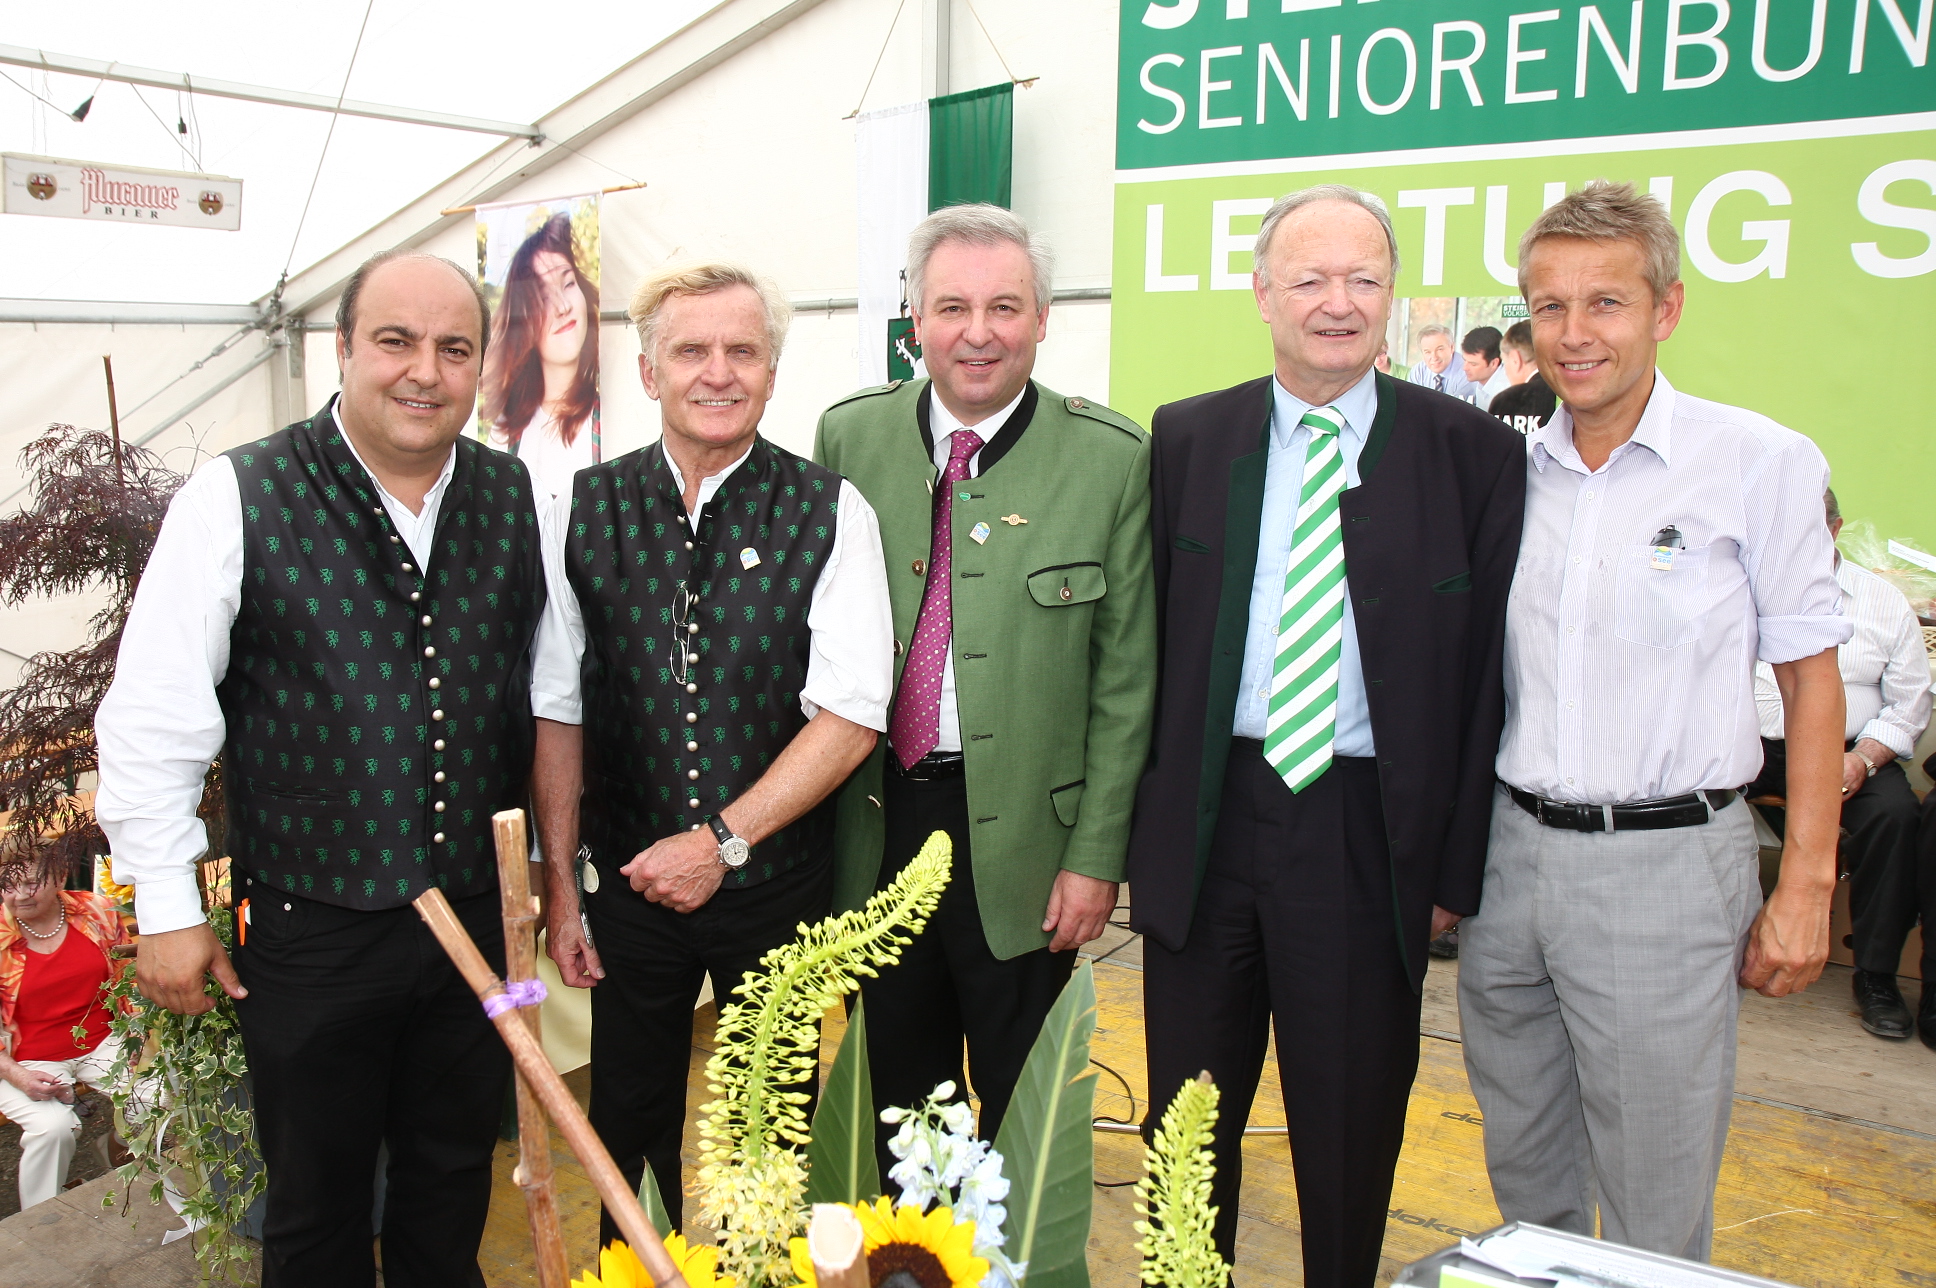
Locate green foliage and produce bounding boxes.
[102,905,262,1284]
[804,997,879,1207]
[638,1160,674,1240]
[1134,1075,1229,1288]
[992,962,1100,1288]
[695,831,951,1287]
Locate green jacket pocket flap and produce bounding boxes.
[1050,779,1085,827]
[1174,535,1212,554]
[1027,562,1107,607]
[1432,571,1473,594]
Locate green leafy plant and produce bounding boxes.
[101,903,263,1284]
[991,961,1100,1288]
[695,831,952,1287]
[1133,1073,1228,1288]
[803,997,879,1207]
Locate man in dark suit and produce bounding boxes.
[1128,184,1526,1287]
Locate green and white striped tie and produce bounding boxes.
[1263,406,1349,793]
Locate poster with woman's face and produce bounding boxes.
[476,194,601,501]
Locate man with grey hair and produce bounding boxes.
[814,203,1155,1179]
[1406,322,1480,401]
[531,259,894,1240]
[1464,180,1850,1261]
[1128,183,1525,1286]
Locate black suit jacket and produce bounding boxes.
[1126,371,1526,991]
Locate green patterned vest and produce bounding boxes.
[218,406,544,908]
[566,437,841,887]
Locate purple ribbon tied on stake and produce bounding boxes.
[482,977,548,1019]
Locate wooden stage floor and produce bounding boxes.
[478,945,1936,1287]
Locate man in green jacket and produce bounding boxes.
[815,204,1154,1172]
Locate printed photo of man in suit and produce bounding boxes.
[1127,184,1526,1288]
[815,204,1156,1181]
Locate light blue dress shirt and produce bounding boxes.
[1232,368,1379,755]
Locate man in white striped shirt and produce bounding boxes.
[1752,487,1933,1041]
[1460,182,1851,1263]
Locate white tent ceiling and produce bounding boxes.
[0,0,714,305]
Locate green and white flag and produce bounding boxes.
[856,83,1015,386]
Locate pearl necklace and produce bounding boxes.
[16,903,65,940]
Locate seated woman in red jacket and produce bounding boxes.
[0,840,133,1211]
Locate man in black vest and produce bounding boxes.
[98,252,545,1287]
[1126,186,1525,1287]
[532,260,892,1241]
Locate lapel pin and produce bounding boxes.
[740,547,761,569]
[969,521,991,545]
[1000,514,1028,526]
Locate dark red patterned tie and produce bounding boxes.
[889,429,984,770]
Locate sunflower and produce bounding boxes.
[788,1198,988,1288]
[572,1235,734,1288]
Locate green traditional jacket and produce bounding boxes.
[814,378,1156,960]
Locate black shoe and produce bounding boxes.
[1918,985,1936,1052]
[1853,969,1913,1039]
[1428,925,1460,959]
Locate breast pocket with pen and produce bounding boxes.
[1613,542,1712,649]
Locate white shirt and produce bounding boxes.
[1478,365,1513,411]
[530,442,894,735]
[1232,369,1376,754]
[924,385,1029,753]
[1407,358,1479,402]
[1496,371,1851,804]
[489,406,599,502]
[96,403,458,935]
[1754,557,1932,756]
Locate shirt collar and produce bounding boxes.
[329,399,458,511]
[1530,368,1676,474]
[664,439,757,517]
[1270,367,1378,449]
[932,383,1028,443]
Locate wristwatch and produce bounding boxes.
[709,816,750,870]
[1856,749,1880,778]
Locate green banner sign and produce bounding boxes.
[1111,0,1936,550]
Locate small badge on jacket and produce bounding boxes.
[740,548,761,569]
[969,521,991,545]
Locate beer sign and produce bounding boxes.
[3,152,243,231]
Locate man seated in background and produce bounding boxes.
[0,839,133,1212]
[1406,323,1478,401]
[1752,487,1932,1041]
[1460,326,1510,409]
[1486,321,1556,433]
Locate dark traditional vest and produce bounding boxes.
[217,405,544,909]
[566,437,841,888]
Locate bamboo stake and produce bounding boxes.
[102,355,125,492]
[806,1203,869,1288]
[494,809,569,1288]
[413,887,685,1288]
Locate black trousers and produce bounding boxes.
[1143,746,1420,1288]
[1751,737,1929,975]
[234,886,510,1288]
[861,766,1077,1186]
[581,849,833,1245]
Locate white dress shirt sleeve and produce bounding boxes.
[96,458,245,935]
[800,480,895,731]
[1745,437,1852,664]
[1863,592,1933,758]
[530,492,587,724]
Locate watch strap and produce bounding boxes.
[709,815,735,845]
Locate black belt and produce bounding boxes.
[1507,785,1739,833]
[887,749,965,781]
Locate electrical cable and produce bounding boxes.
[130,84,199,170]
[280,0,378,286]
[1090,1056,1142,1187]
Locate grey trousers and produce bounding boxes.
[1459,786,1761,1261]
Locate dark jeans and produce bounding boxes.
[234,886,510,1288]
[1143,746,1421,1288]
[1751,736,1929,975]
[581,848,833,1244]
[860,766,1077,1187]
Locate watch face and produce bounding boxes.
[719,837,752,870]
